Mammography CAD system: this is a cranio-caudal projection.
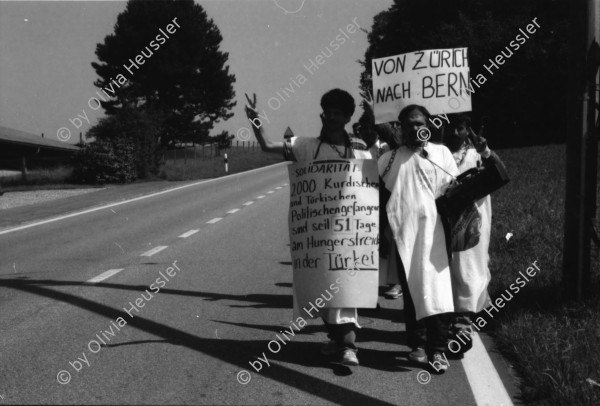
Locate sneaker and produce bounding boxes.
[332,348,359,366]
[429,352,449,374]
[408,346,427,364]
[320,340,340,356]
[384,284,403,299]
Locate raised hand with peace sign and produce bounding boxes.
[243,92,284,154]
[244,92,259,121]
[467,126,488,154]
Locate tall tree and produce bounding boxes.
[360,0,569,148]
[92,0,236,147]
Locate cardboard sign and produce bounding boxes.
[372,48,472,123]
[288,159,379,311]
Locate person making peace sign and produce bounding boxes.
[244,89,372,366]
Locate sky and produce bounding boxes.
[0,0,394,144]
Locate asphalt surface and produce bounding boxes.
[0,162,517,405]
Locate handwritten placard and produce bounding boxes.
[372,48,472,123]
[288,159,379,309]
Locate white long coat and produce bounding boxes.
[450,148,492,312]
[379,143,458,320]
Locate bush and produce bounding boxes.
[73,108,163,184]
[73,138,137,184]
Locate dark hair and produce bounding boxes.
[398,104,431,124]
[321,89,355,116]
[448,113,471,127]
[444,113,472,152]
[352,123,360,132]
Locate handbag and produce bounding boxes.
[437,162,508,253]
[450,202,482,252]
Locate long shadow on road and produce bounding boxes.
[211,320,408,347]
[3,277,292,308]
[1,277,398,405]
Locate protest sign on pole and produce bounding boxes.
[288,159,379,310]
[372,47,473,123]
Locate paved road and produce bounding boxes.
[0,162,516,405]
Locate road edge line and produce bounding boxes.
[0,162,288,236]
[462,332,514,405]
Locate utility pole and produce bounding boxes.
[563,0,600,301]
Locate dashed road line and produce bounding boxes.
[0,162,289,236]
[141,185,281,256]
[25,180,287,290]
[140,246,168,257]
[179,188,277,237]
[179,230,199,238]
[86,269,124,283]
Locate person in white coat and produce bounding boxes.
[379,104,458,372]
[442,114,505,356]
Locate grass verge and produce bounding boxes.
[159,148,285,180]
[0,166,97,192]
[485,143,600,405]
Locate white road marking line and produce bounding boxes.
[227,209,240,214]
[86,269,124,283]
[140,246,168,257]
[179,229,199,238]
[243,201,254,206]
[266,191,274,194]
[275,187,282,190]
[206,218,222,224]
[0,162,289,236]
[462,333,514,406]
[256,195,265,199]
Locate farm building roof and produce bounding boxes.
[0,126,80,152]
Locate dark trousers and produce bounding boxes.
[322,320,357,351]
[395,249,449,355]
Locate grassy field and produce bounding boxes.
[0,146,284,189]
[485,143,600,405]
[0,166,85,191]
[159,146,284,180]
